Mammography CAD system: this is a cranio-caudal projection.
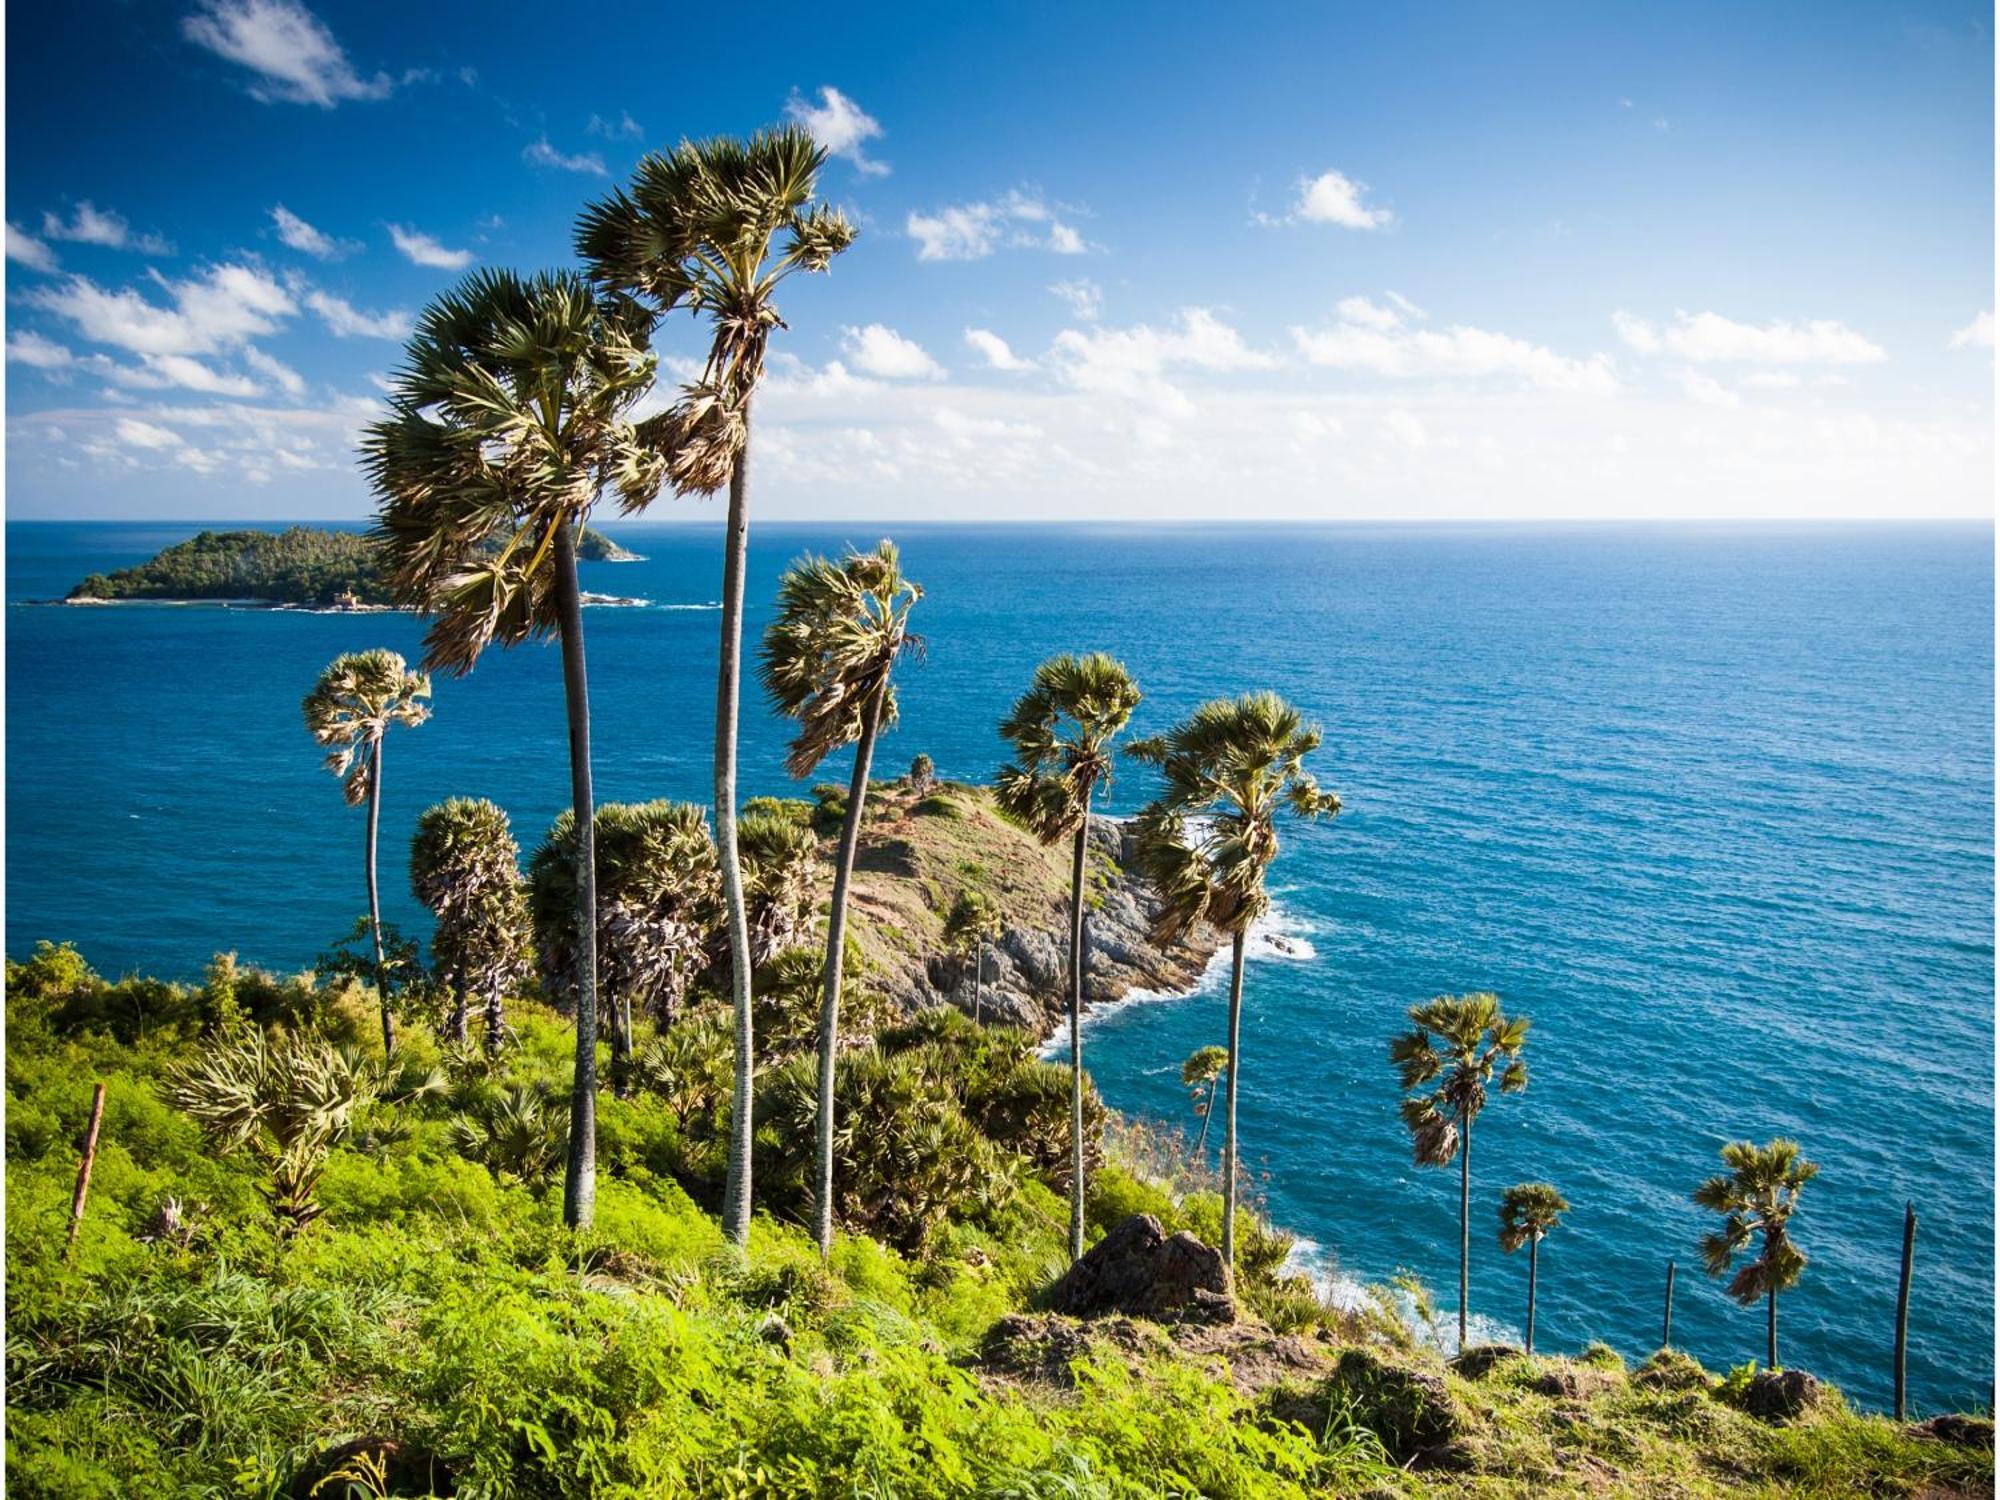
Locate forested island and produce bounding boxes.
[62,525,640,608]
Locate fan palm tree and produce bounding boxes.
[1126,691,1340,1284]
[1390,992,1531,1353]
[410,798,533,1057]
[942,889,1002,1024]
[579,125,856,1248]
[997,653,1142,1264]
[1694,1137,1819,1368]
[363,267,663,1230]
[302,649,430,1057]
[1498,1181,1569,1355]
[737,804,822,966]
[1181,1045,1230,1157]
[759,540,921,1261]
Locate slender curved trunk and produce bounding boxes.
[813,696,882,1262]
[1459,1108,1472,1353]
[973,938,983,1025]
[554,525,599,1231]
[1195,1080,1214,1156]
[1894,1201,1917,1420]
[1066,807,1092,1263]
[366,733,394,1057]
[717,415,756,1248]
[1525,1231,1540,1355]
[449,983,469,1048]
[1221,928,1246,1288]
[1768,1282,1779,1369]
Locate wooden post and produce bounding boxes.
[1894,1200,1917,1421]
[1662,1259,1676,1348]
[65,1082,107,1257]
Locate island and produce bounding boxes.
[63,524,642,609]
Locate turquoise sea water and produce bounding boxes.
[6,519,1993,1411]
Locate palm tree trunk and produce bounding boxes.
[1459,1109,1472,1353]
[366,734,394,1057]
[483,977,504,1059]
[1196,1081,1214,1156]
[973,938,983,1025]
[554,524,599,1232]
[813,695,882,1262]
[1067,805,1091,1265]
[1768,1283,1778,1369]
[1526,1231,1539,1355]
[1221,928,1246,1289]
[450,983,468,1047]
[717,417,756,1249]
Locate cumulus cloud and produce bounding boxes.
[841,324,944,380]
[1613,309,1886,365]
[7,223,59,273]
[182,0,393,107]
[784,86,888,177]
[7,331,74,369]
[523,137,607,175]
[1293,300,1618,393]
[40,202,173,255]
[1948,310,1994,350]
[270,204,355,259]
[908,190,1089,261]
[1051,308,1273,414]
[305,290,411,339]
[964,328,1033,372]
[1266,169,1393,230]
[31,264,294,357]
[1675,369,1741,407]
[388,224,473,270]
[1049,279,1102,321]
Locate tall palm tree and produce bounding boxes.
[579,126,856,1248]
[997,654,1142,1264]
[1181,1044,1230,1157]
[410,797,532,1056]
[302,649,431,1057]
[1125,691,1340,1283]
[1390,992,1531,1353]
[1498,1181,1569,1356]
[759,540,921,1261]
[364,267,663,1229]
[1694,1137,1819,1368]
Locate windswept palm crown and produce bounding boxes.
[759,541,923,777]
[576,126,856,492]
[996,653,1142,844]
[736,805,822,966]
[302,650,430,803]
[1125,691,1341,943]
[1694,1137,1818,1305]
[1390,992,1531,1165]
[1499,1181,1570,1251]
[362,268,663,673]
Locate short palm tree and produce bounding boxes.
[1499,1181,1569,1355]
[997,653,1142,1264]
[1390,992,1531,1353]
[942,888,1002,1024]
[364,267,663,1230]
[579,125,856,1248]
[1181,1044,1230,1157]
[302,649,430,1057]
[759,540,921,1261]
[1126,691,1340,1283]
[1695,1137,1819,1368]
[738,804,822,967]
[410,797,532,1057]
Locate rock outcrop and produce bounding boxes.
[1045,1213,1233,1323]
[1740,1368,1826,1423]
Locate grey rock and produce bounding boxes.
[1045,1213,1233,1322]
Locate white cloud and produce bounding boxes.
[31,263,295,357]
[784,86,888,177]
[388,224,473,270]
[270,204,354,259]
[1333,295,1406,332]
[1613,309,1886,365]
[1280,169,1393,230]
[1293,304,1618,393]
[586,111,644,140]
[1675,369,1741,407]
[964,328,1033,372]
[1740,371,1801,390]
[182,0,392,107]
[305,290,410,339]
[841,324,944,380]
[1949,310,1994,350]
[1049,279,1103,321]
[120,354,265,397]
[1052,308,1273,414]
[1048,222,1087,255]
[7,223,59,273]
[1383,409,1428,448]
[40,202,173,255]
[8,331,74,369]
[115,417,185,450]
[523,137,607,175]
[244,347,307,396]
[908,190,1089,261]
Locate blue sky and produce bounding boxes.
[5,0,1993,520]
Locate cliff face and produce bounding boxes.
[839,781,1219,1036]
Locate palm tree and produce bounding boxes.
[579,126,856,1248]
[1181,1045,1229,1157]
[1498,1181,1569,1355]
[759,540,921,1261]
[997,654,1142,1264]
[1694,1138,1819,1368]
[1126,691,1340,1285]
[410,797,533,1057]
[738,803,822,967]
[1390,992,1531,1353]
[942,889,1002,1024]
[302,649,430,1057]
[364,267,663,1230]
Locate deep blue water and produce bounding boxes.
[6,519,1992,1412]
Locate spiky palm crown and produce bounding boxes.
[1499,1181,1570,1252]
[1389,992,1531,1167]
[301,649,431,804]
[576,125,856,495]
[736,808,822,964]
[941,888,1003,959]
[1181,1044,1230,1091]
[363,268,664,675]
[410,797,532,997]
[995,652,1142,850]
[759,541,923,778]
[1123,690,1340,942]
[1694,1137,1819,1304]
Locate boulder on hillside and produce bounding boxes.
[1741,1368,1826,1423]
[1045,1213,1233,1323]
[1633,1349,1716,1393]
[1320,1346,1464,1466]
[1451,1343,1523,1380]
[1912,1414,1995,1450]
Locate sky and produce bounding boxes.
[3,0,1994,522]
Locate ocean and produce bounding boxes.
[5,518,1992,1412]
